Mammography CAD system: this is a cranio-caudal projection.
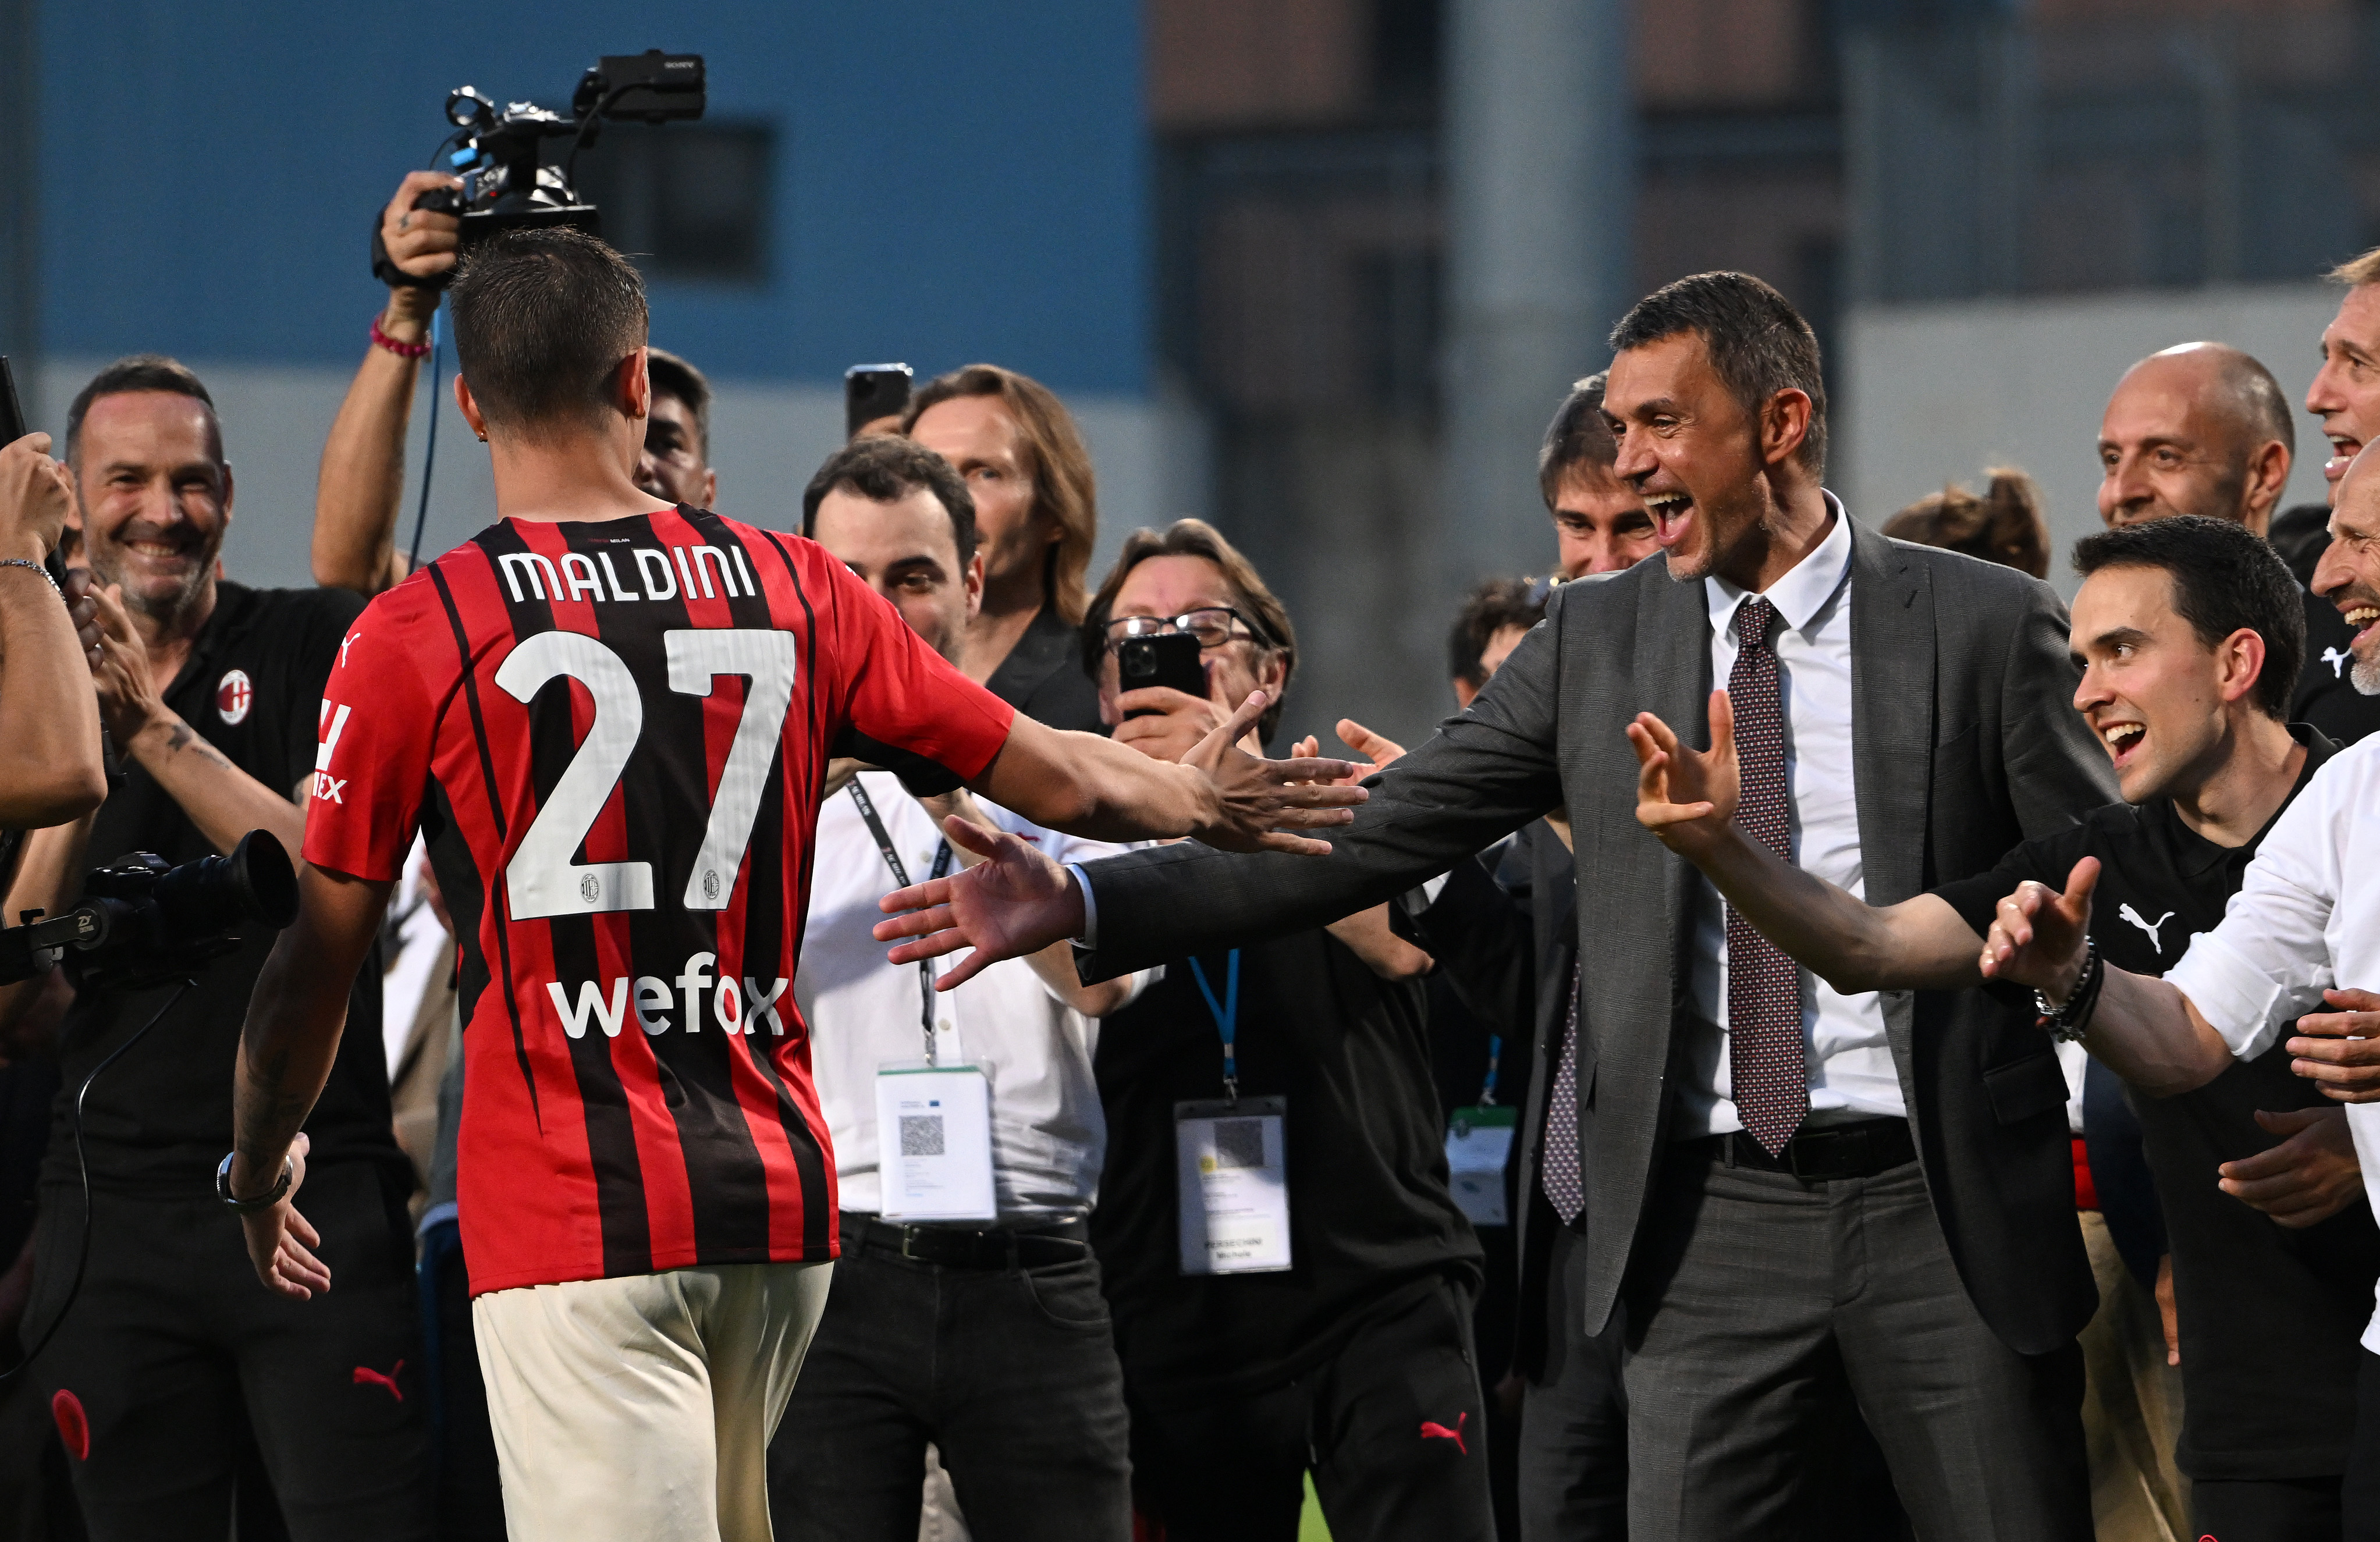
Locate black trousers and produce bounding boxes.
[2195,1475,2343,1542]
[27,1161,430,1542]
[766,1217,1132,1541]
[1125,1277,1496,1542]
[2344,1350,2380,1541]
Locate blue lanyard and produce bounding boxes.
[1480,1035,1502,1107]
[1187,950,1241,1103]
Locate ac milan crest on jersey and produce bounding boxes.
[216,668,252,725]
[301,506,1016,1296]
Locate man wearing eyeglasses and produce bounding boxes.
[1074,520,1493,1542]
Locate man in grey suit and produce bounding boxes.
[877,272,2118,1539]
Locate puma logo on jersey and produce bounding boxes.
[2118,903,2176,954]
[312,702,352,803]
[546,951,791,1039]
[498,545,758,607]
[1419,1412,1468,1454]
[2325,645,2352,678]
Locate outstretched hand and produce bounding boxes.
[1978,856,2099,1004]
[1626,691,1740,855]
[875,815,1088,989]
[1290,719,1408,785]
[1182,691,1367,856]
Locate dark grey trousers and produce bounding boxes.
[1619,1142,2091,1542]
[1520,1221,1630,1540]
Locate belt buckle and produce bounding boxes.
[897,1224,926,1260]
[1788,1126,1865,1182]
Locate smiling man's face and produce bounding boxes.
[2307,285,2380,500]
[72,390,231,623]
[1604,332,1776,585]
[2069,563,2245,805]
[2312,449,2380,693]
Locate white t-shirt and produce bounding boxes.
[798,772,1150,1222]
[2165,735,2380,1348]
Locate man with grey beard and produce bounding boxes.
[0,356,427,1539]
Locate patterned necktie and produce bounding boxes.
[1725,596,1809,1156]
[1541,958,1586,1224]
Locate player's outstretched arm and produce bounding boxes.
[875,816,1084,990]
[230,863,393,1299]
[975,690,1366,854]
[1628,691,1983,992]
[1979,858,2232,1096]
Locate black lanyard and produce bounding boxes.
[847,780,956,1062]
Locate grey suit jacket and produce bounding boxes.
[1079,519,2119,1355]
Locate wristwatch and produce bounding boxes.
[216,1152,294,1214]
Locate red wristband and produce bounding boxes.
[370,315,431,360]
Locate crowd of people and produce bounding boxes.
[1,163,2379,1542]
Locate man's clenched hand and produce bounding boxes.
[1978,856,2100,1004]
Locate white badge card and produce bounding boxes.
[1174,1095,1292,1275]
[875,1064,997,1223]
[1443,1105,1517,1228]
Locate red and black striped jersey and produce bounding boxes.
[303,507,1015,1295]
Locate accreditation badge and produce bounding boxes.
[875,1063,997,1223]
[1443,1104,1517,1227]
[1174,1095,1291,1275]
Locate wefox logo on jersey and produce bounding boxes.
[313,702,352,803]
[545,951,791,1040]
[498,544,759,607]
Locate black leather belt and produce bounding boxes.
[1703,1117,1917,1182]
[840,1212,1090,1270]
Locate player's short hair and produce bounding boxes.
[2072,514,2304,720]
[1450,576,1550,690]
[800,436,977,569]
[1540,374,1619,509]
[66,354,222,467]
[2330,247,2380,289]
[1082,518,1296,744]
[901,364,1097,625]
[645,347,713,463]
[449,228,649,439]
[1609,271,1827,476]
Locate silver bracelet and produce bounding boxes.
[0,557,59,599]
[216,1152,296,1213]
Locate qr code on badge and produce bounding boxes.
[1212,1118,1267,1170]
[900,1114,946,1157]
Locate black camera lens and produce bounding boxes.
[151,830,297,941]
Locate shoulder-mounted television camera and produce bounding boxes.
[0,830,298,992]
[372,49,705,290]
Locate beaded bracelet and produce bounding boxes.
[2033,937,2104,1043]
[370,315,432,360]
[0,557,61,599]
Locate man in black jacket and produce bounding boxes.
[876,273,2117,1539]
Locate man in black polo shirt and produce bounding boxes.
[1630,514,2378,1541]
[3,356,424,1540]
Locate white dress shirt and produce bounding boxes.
[1676,496,1905,1138]
[801,772,1150,1222]
[2163,736,2380,1348]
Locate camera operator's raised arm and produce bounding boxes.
[312,172,461,596]
[0,435,105,827]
